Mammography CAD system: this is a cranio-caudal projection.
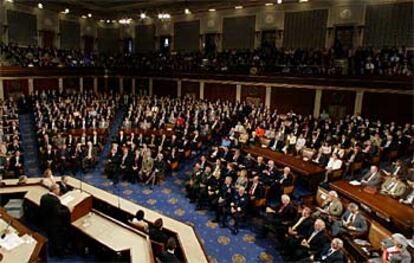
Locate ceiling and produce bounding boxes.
[14,0,302,19]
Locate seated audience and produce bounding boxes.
[331,203,368,237]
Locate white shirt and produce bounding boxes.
[326,158,343,170]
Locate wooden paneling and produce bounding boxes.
[271,87,315,115]
[321,90,355,120]
[63,78,79,91]
[108,77,119,93]
[4,79,29,98]
[241,85,266,105]
[153,79,177,97]
[204,83,236,102]
[182,81,199,98]
[83,77,94,91]
[136,79,149,96]
[123,78,132,94]
[362,93,413,124]
[34,78,59,91]
[98,78,106,92]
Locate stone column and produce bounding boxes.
[265,86,272,108]
[313,89,323,118]
[28,79,34,95]
[177,79,182,97]
[199,81,205,99]
[236,84,242,102]
[354,90,364,115]
[79,77,84,93]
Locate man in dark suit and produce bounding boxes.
[149,218,168,245]
[212,176,233,227]
[277,206,313,243]
[302,238,345,263]
[257,194,296,239]
[157,237,181,263]
[58,176,72,195]
[282,219,328,261]
[39,184,71,258]
[228,186,248,235]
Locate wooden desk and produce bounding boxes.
[0,207,47,263]
[72,210,153,263]
[330,180,414,235]
[242,146,325,190]
[0,177,209,263]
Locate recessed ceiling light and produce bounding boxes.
[299,0,308,2]
[278,0,283,4]
[100,19,104,23]
[265,2,274,6]
[208,8,216,12]
[140,13,146,19]
[5,0,13,3]
[112,20,117,23]
[184,8,191,14]
[37,3,43,9]
[235,6,243,9]
[81,15,87,19]
[106,19,110,23]
[63,8,70,14]
[88,13,92,18]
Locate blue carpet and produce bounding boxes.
[21,107,281,263]
[19,113,41,177]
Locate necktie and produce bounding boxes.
[307,231,318,243]
[292,217,305,231]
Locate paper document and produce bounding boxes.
[0,232,24,251]
[60,195,74,206]
[349,180,361,186]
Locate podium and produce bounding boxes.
[60,190,93,222]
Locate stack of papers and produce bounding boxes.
[61,195,74,206]
[0,232,24,251]
[349,180,361,186]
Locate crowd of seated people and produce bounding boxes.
[33,89,119,175]
[0,98,24,179]
[1,42,412,76]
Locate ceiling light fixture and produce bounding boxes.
[299,0,308,2]
[37,3,43,9]
[277,0,283,4]
[140,13,146,19]
[106,19,110,23]
[208,8,216,12]
[88,13,92,18]
[184,8,191,14]
[5,0,13,3]
[158,13,171,20]
[265,2,274,6]
[81,15,87,19]
[235,6,243,9]
[63,8,70,14]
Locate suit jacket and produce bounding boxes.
[361,171,382,188]
[276,203,297,222]
[40,193,70,228]
[290,215,313,238]
[340,210,368,233]
[247,182,265,199]
[306,230,329,254]
[318,246,344,263]
[321,199,343,217]
[380,178,407,198]
[158,251,181,263]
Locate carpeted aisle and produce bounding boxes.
[19,113,41,177]
[21,106,281,263]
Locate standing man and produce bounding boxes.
[40,184,71,258]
